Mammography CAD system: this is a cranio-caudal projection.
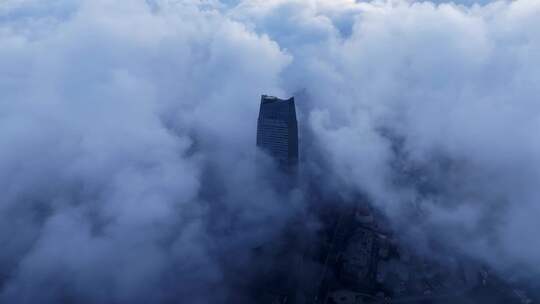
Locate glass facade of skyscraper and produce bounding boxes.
[256,95,298,170]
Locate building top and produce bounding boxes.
[261,95,294,104]
[258,95,297,122]
[257,94,298,170]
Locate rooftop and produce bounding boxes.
[261,95,294,104]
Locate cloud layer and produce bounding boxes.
[1,0,540,302]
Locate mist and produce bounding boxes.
[1,0,540,303]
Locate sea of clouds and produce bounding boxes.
[1,0,539,303]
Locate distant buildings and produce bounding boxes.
[257,95,298,171]
[251,94,533,304]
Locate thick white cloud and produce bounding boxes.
[0,1,291,302]
[309,0,540,272]
[228,0,540,274]
[1,0,540,302]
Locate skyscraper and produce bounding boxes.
[256,95,298,171]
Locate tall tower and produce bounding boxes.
[256,95,298,171]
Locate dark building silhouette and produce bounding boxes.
[256,95,298,170]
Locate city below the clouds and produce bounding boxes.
[1,0,539,304]
[251,93,534,304]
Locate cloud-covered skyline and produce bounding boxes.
[1,0,539,303]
